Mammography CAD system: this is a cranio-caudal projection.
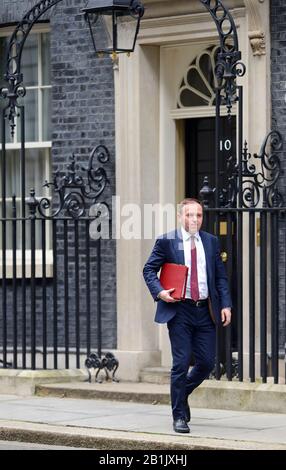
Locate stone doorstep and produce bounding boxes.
[35,379,286,414]
[140,366,286,385]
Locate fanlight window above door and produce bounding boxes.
[178,46,220,108]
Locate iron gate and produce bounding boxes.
[0,143,115,371]
[200,128,286,384]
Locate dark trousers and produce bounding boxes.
[167,300,216,420]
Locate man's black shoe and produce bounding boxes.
[173,418,190,433]
[185,398,191,423]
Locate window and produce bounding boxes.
[0,26,52,276]
[178,45,220,108]
[0,27,51,143]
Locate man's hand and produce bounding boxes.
[158,288,179,303]
[221,308,231,327]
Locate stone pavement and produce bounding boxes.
[0,389,286,450]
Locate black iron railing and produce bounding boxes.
[200,130,286,384]
[0,147,117,376]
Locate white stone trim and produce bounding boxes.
[170,105,237,120]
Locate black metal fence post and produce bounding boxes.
[26,189,39,369]
[12,194,17,368]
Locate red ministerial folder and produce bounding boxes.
[159,263,189,300]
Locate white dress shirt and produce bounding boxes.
[181,227,209,300]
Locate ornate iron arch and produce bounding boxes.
[201,0,239,52]
[0,0,65,136]
[4,0,63,86]
[0,0,244,134]
[4,0,241,81]
[200,0,246,114]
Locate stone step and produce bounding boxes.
[36,381,171,405]
[35,379,286,414]
[139,367,170,385]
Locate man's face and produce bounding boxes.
[178,202,203,234]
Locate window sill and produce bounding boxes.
[0,141,52,150]
[0,250,53,279]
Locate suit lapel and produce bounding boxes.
[199,230,212,282]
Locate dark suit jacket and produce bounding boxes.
[143,229,232,324]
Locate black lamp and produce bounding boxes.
[82,0,145,58]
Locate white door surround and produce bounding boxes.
[114,1,271,380]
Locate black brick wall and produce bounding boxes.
[1,0,40,22]
[0,0,116,365]
[271,0,286,349]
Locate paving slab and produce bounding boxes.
[0,394,286,449]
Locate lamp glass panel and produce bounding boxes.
[90,13,112,52]
[116,13,138,51]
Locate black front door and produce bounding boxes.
[185,116,236,198]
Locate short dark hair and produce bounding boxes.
[178,198,204,214]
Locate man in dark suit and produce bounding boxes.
[143,198,232,433]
